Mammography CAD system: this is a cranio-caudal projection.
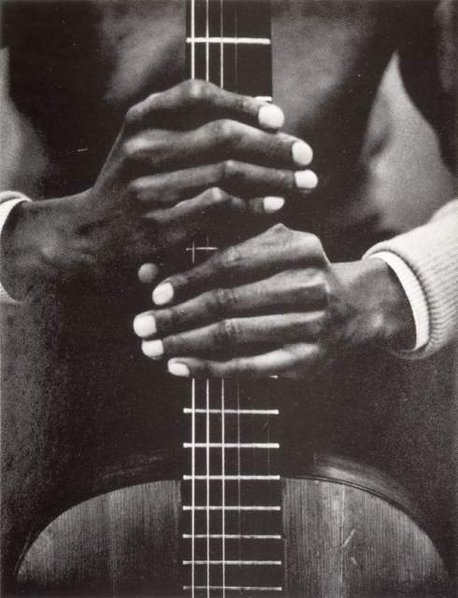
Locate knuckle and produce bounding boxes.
[309,311,327,338]
[292,268,328,305]
[271,168,293,192]
[210,119,231,142]
[294,231,314,252]
[121,138,139,159]
[183,79,214,102]
[283,229,320,255]
[161,307,181,333]
[309,269,328,294]
[127,179,155,206]
[237,94,253,116]
[126,179,143,203]
[210,287,234,317]
[270,222,290,235]
[165,334,180,354]
[125,105,141,126]
[206,187,230,205]
[298,234,325,263]
[231,358,249,376]
[307,232,323,252]
[214,319,237,348]
[121,136,150,162]
[220,159,240,184]
[221,245,242,273]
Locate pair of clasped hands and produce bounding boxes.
[117,81,410,379]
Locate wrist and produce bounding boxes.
[334,259,416,350]
[0,192,88,297]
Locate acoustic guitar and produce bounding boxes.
[15,1,452,596]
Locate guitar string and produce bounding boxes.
[232,2,242,596]
[219,3,226,597]
[190,2,196,596]
[233,9,243,595]
[206,376,211,598]
[205,4,211,596]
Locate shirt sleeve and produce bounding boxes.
[0,191,32,303]
[364,199,458,359]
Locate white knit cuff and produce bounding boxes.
[0,191,32,303]
[366,251,429,351]
[364,200,458,359]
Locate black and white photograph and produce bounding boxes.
[0,1,456,596]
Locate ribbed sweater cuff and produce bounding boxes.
[364,202,458,359]
[367,251,429,352]
[0,191,32,303]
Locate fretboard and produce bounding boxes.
[182,2,283,597]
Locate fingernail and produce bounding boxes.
[295,169,318,190]
[152,282,174,305]
[292,141,313,166]
[168,361,191,377]
[137,263,159,284]
[141,339,164,358]
[263,196,285,213]
[258,104,285,130]
[133,313,157,338]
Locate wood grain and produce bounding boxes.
[17,478,451,597]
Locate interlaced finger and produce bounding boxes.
[124,121,313,173]
[134,273,327,339]
[149,225,325,306]
[140,313,325,359]
[125,79,284,132]
[129,161,317,211]
[164,342,321,379]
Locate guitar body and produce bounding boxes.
[18,477,450,597]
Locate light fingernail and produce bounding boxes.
[168,361,191,377]
[142,339,164,358]
[258,104,285,130]
[295,169,318,190]
[263,196,285,213]
[137,263,159,284]
[133,313,157,338]
[292,141,313,166]
[152,282,174,305]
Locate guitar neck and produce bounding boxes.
[182,2,283,597]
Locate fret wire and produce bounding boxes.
[183,506,281,511]
[184,586,283,592]
[183,443,279,448]
[183,534,282,539]
[183,560,282,566]
[183,475,280,480]
[183,408,279,414]
[185,37,271,44]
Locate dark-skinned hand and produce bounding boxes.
[1,80,317,296]
[134,224,415,379]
